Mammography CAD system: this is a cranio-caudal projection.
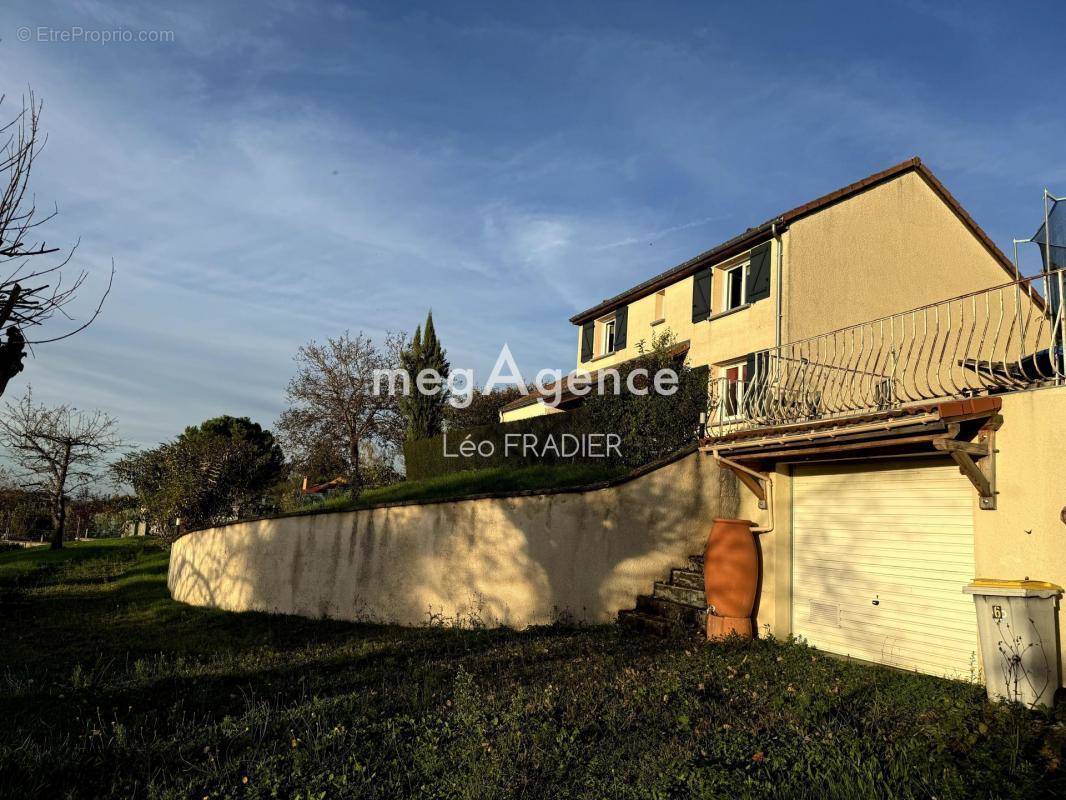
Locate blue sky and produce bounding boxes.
[2,0,1064,449]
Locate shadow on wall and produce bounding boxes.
[168,451,742,629]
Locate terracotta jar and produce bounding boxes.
[703,518,758,640]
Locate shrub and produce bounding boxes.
[580,331,707,468]
[445,385,529,430]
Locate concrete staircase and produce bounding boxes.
[617,555,706,635]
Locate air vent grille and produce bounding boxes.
[809,600,841,627]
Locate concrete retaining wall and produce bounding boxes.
[168,451,740,627]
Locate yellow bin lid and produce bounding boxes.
[964,578,1063,597]
[967,578,1063,591]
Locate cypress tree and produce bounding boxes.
[400,311,450,439]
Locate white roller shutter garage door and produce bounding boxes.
[792,459,979,678]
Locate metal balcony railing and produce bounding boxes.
[706,267,1066,437]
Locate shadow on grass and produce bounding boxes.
[3,539,1063,800]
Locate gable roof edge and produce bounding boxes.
[569,158,1020,325]
[908,161,1021,282]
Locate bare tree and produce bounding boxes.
[0,91,114,397]
[278,330,405,496]
[0,389,120,549]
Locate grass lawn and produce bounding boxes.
[289,463,630,517]
[1,540,1063,799]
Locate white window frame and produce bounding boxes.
[601,318,617,356]
[724,263,748,311]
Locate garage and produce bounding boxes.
[791,458,979,678]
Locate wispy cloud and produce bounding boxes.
[593,216,729,251]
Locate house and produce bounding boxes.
[500,157,1024,422]
[558,159,1065,684]
[501,157,1066,684]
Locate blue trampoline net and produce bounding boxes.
[1032,197,1066,272]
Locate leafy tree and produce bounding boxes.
[182,417,286,505]
[399,311,449,440]
[0,389,121,549]
[112,415,285,538]
[277,330,404,495]
[294,436,349,487]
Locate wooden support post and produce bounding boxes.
[933,415,999,510]
[714,451,768,509]
[733,468,767,508]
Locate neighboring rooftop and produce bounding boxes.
[569,157,1018,325]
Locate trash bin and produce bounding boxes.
[963,579,1063,709]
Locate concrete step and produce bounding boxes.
[617,609,674,636]
[652,581,705,607]
[688,554,705,572]
[636,594,704,626]
[670,568,704,591]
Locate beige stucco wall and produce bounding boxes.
[973,386,1066,677]
[169,451,741,628]
[785,171,1013,342]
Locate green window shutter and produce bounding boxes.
[744,351,758,381]
[580,321,594,362]
[691,268,712,322]
[614,306,628,350]
[746,242,772,303]
[742,350,768,416]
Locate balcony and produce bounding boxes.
[705,268,1065,440]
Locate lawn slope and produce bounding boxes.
[0,539,1063,799]
[286,462,630,518]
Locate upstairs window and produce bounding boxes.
[601,318,616,356]
[653,289,666,322]
[725,263,747,311]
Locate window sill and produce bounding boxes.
[707,303,751,323]
[589,350,618,363]
[650,318,666,327]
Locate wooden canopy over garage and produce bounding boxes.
[700,396,1002,510]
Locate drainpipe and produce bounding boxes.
[713,451,775,534]
[772,221,784,349]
